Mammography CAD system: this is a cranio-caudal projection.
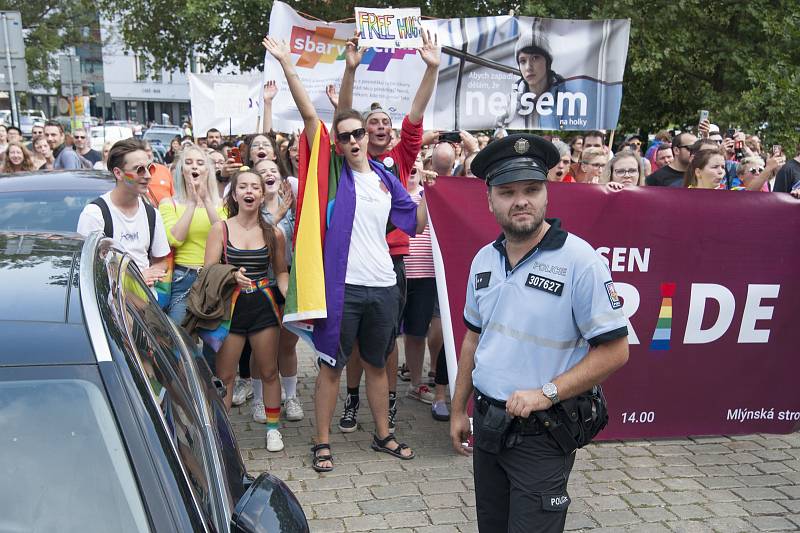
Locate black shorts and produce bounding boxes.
[229,290,280,335]
[402,277,436,337]
[330,284,399,370]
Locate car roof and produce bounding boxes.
[0,232,95,366]
[0,170,114,191]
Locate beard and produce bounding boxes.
[495,208,545,241]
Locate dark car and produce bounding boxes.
[0,170,115,232]
[0,231,309,532]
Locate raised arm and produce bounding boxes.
[338,32,364,113]
[262,80,278,134]
[263,36,319,144]
[408,29,441,124]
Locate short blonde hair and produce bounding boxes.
[601,149,645,185]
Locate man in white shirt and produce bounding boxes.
[77,138,170,285]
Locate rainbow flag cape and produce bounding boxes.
[283,121,418,367]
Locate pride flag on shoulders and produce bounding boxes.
[283,122,332,324]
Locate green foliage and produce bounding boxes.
[3,0,98,89]
[95,0,800,141]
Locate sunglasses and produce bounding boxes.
[73,135,86,140]
[336,128,366,143]
[120,161,156,179]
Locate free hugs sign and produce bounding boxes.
[354,7,424,49]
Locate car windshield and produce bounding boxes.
[0,190,103,232]
[144,130,180,146]
[0,378,150,532]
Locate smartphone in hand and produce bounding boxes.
[229,147,242,165]
[439,131,462,143]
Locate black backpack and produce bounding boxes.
[90,197,157,258]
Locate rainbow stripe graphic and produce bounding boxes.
[290,26,417,71]
[650,282,676,351]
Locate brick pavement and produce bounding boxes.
[230,344,800,532]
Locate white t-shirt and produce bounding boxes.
[77,192,171,270]
[345,170,396,287]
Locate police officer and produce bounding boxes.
[449,133,630,533]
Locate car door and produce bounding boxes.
[116,259,230,532]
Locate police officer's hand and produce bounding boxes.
[506,389,553,418]
[450,412,472,456]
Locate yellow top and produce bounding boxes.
[159,202,227,267]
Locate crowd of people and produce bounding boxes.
[21,30,784,461]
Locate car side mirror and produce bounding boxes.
[231,472,309,533]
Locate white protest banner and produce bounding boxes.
[265,1,433,132]
[354,7,423,49]
[430,16,630,131]
[188,72,263,136]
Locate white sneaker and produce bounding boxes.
[284,396,304,421]
[251,399,267,424]
[232,377,253,406]
[266,429,284,452]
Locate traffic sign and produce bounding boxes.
[0,56,28,91]
[59,55,82,96]
[0,11,24,58]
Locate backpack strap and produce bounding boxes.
[144,201,156,259]
[90,198,113,238]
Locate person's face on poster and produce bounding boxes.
[518,51,548,93]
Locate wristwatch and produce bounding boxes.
[542,382,560,405]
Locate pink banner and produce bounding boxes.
[427,177,800,439]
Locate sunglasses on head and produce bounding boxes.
[336,128,366,143]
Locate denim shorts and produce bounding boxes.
[167,265,199,325]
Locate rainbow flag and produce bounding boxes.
[282,122,331,324]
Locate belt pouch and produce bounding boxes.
[474,402,513,454]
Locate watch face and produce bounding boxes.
[543,382,556,397]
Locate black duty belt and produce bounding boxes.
[474,389,544,435]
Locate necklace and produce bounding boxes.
[237,218,260,231]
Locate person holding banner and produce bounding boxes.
[449,133,629,533]
[263,34,428,472]
[333,29,441,432]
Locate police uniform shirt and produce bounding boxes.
[463,219,628,401]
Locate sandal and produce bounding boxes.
[371,434,415,460]
[311,443,334,472]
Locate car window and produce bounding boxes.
[119,264,217,529]
[0,374,150,533]
[0,190,108,231]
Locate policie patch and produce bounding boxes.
[542,493,571,512]
[475,271,491,290]
[605,281,623,309]
[525,274,564,296]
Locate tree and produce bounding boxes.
[4,0,98,90]
[96,0,800,143]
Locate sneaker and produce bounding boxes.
[251,399,267,424]
[232,377,253,407]
[407,384,435,404]
[388,399,398,432]
[284,396,304,421]
[266,429,284,452]
[397,363,411,382]
[431,400,450,421]
[338,395,359,433]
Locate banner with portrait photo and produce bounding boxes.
[265,1,435,132]
[430,16,630,131]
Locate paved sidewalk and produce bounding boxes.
[230,344,800,532]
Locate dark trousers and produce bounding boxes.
[473,421,575,533]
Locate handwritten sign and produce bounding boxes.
[354,7,423,49]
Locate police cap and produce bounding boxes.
[471,133,560,186]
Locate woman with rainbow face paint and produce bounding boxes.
[159,144,227,324]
